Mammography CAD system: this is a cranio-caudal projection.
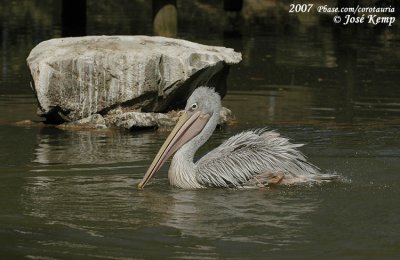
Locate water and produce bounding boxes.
[1,1,400,258]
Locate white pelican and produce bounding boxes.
[138,87,337,189]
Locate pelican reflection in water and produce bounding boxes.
[138,87,337,189]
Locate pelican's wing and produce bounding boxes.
[195,128,326,188]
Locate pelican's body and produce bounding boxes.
[138,87,337,189]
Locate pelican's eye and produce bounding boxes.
[189,103,198,111]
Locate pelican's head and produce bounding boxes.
[185,87,222,117]
[137,87,221,189]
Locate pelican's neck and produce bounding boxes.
[168,109,220,188]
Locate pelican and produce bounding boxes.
[138,87,337,189]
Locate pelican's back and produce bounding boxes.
[195,128,337,188]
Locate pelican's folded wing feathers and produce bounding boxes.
[195,128,324,188]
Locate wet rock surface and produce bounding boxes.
[27,35,241,128]
[55,107,234,131]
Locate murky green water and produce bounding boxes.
[1,1,400,258]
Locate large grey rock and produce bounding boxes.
[27,36,241,124]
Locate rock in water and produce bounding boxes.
[27,36,241,124]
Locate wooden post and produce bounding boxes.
[152,0,178,37]
[62,0,87,37]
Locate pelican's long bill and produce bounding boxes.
[137,111,210,189]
